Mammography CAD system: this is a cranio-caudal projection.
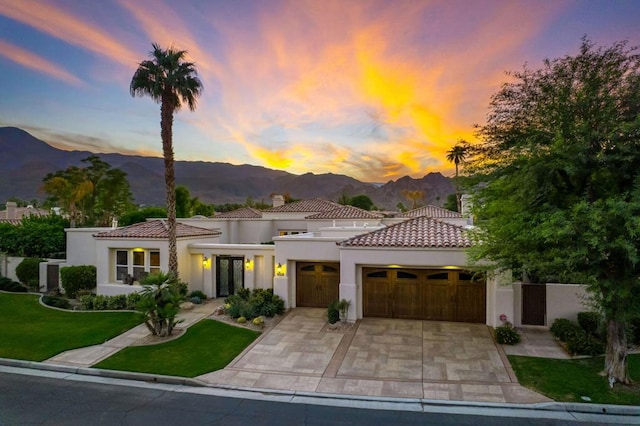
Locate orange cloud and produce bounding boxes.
[0,39,83,86]
[0,0,139,68]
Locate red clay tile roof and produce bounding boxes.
[0,219,21,225]
[340,216,472,248]
[264,198,341,213]
[214,207,262,218]
[395,205,463,218]
[0,207,49,220]
[306,205,383,219]
[94,219,220,239]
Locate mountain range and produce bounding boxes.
[0,127,455,210]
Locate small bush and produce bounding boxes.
[252,316,264,326]
[126,292,142,310]
[107,294,127,310]
[0,276,28,292]
[238,300,258,320]
[237,316,247,324]
[495,324,521,345]
[60,265,96,298]
[577,312,601,336]
[93,295,108,310]
[550,318,582,342]
[327,300,340,324]
[225,289,284,320]
[188,290,207,300]
[15,257,43,289]
[236,288,251,300]
[42,295,70,309]
[190,296,202,304]
[80,294,95,310]
[566,330,605,356]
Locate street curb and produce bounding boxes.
[1,357,638,418]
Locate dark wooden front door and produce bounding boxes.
[216,256,244,298]
[363,268,486,323]
[46,264,59,291]
[296,262,340,307]
[522,284,546,325]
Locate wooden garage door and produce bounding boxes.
[296,262,340,307]
[363,268,486,323]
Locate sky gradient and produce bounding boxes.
[1,0,639,182]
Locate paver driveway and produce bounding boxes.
[198,308,550,403]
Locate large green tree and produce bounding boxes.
[42,156,134,227]
[130,43,203,275]
[466,39,640,386]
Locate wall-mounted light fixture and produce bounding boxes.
[202,256,209,267]
[245,258,253,270]
[276,262,285,276]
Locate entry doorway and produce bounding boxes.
[216,256,244,298]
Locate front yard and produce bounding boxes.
[93,319,260,377]
[509,354,640,405]
[0,292,142,361]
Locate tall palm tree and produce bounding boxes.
[446,141,469,212]
[130,43,203,275]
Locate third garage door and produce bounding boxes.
[363,268,486,323]
[296,262,340,307]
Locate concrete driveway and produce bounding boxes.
[198,308,550,403]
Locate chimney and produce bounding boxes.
[271,194,285,208]
[6,201,17,220]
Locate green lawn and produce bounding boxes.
[93,319,260,377]
[509,354,640,405]
[0,292,143,361]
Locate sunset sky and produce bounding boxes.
[1,1,639,182]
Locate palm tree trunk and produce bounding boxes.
[161,95,178,276]
[455,162,461,212]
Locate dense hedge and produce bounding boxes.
[0,215,68,258]
[550,316,605,356]
[0,276,28,292]
[60,265,96,298]
[16,257,44,289]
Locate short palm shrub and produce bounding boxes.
[16,257,44,289]
[137,271,185,336]
[60,265,96,298]
[0,276,28,292]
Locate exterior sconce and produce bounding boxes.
[245,259,253,270]
[202,256,209,268]
[276,262,285,276]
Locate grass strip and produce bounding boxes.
[93,319,259,377]
[0,292,142,361]
[508,354,640,405]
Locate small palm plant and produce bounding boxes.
[137,271,185,337]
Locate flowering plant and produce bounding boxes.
[499,313,507,322]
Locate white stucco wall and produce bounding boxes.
[546,283,590,324]
[0,255,25,281]
[66,227,111,266]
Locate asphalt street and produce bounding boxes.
[0,370,626,426]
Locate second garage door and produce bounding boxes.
[296,262,340,307]
[363,268,486,323]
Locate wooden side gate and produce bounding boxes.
[522,284,546,325]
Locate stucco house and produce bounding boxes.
[60,196,587,328]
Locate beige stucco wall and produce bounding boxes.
[66,227,111,266]
[546,283,590,325]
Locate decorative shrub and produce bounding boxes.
[566,330,605,356]
[15,257,44,289]
[190,296,203,304]
[126,292,142,310]
[93,295,108,310]
[80,294,95,310]
[550,318,582,342]
[577,311,601,336]
[107,294,127,310]
[252,316,264,326]
[0,276,28,292]
[42,295,70,309]
[224,288,284,320]
[495,323,521,345]
[327,300,340,324]
[237,316,247,324]
[60,265,96,298]
[188,290,207,300]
